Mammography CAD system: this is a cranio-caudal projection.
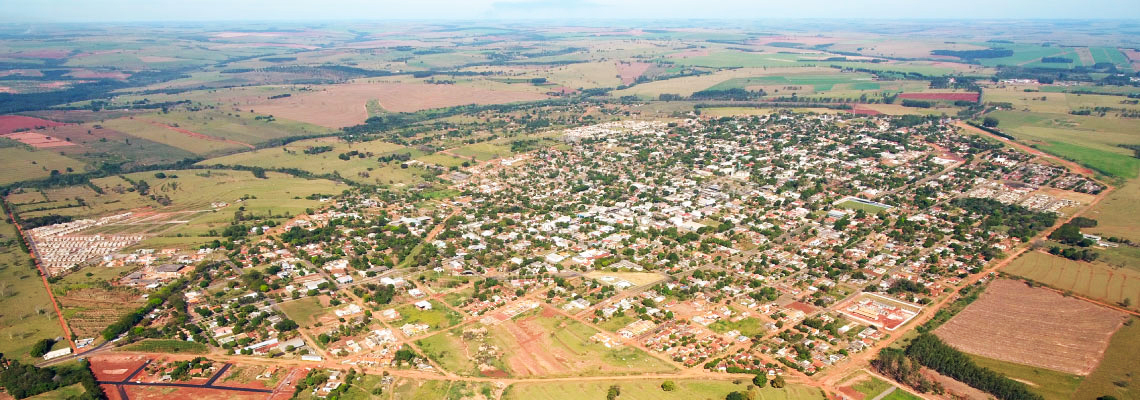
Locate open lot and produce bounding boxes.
[200,138,430,186]
[935,279,1126,375]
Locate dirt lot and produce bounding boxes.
[935,279,1125,375]
[58,287,144,339]
[250,82,549,128]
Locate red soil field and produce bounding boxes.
[934,279,1125,375]
[615,61,652,85]
[67,69,131,79]
[898,92,979,102]
[1,131,75,148]
[0,115,67,134]
[851,105,883,115]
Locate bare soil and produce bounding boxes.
[934,279,1125,375]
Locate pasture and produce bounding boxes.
[503,379,824,400]
[983,110,1140,179]
[967,354,1084,400]
[199,138,432,186]
[0,220,66,362]
[394,300,462,333]
[1074,318,1140,400]
[0,145,86,186]
[248,82,549,128]
[1003,251,1140,311]
[1085,179,1140,243]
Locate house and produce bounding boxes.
[414,300,433,310]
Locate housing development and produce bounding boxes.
[0,11,1139,400]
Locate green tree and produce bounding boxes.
[770,376,786,389]
[752,374,767,387]
[661,380,677,391]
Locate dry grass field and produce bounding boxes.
[935,279,1125,375]
[1004,250,1140,310]
[249,82,550,128]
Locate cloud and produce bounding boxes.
[487,0,604,18]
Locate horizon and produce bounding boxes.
[3,0,1140,23]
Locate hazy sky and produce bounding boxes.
[2,0,1139,22]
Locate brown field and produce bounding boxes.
[2,131,76,148]
[935,279,1125,375]
[250,82,549,128]
[58,287,145,339]
[898,92,979,102]
[502,314,576,376]
[615,61,652,84]
[0,115,68,134]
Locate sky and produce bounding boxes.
[2,0,1139,22]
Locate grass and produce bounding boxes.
[0,220,66,363]
[120,339,209,354]
[707,317,766,338]
[277,296,327,326]
[394,300,462,332]
[1075,318,1140,399]
[0,146,86,186]
[529,314,676,376]
[26,383,86,400]
[199,138,431,186]
[966,354,1084,400]
[835,199,891,213]
[705,73,875,92]
[503,379,825,400]
[1003,251,1140,311]
[1038,141,1140,180]
[1086,178,1140,243]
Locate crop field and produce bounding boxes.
[983,110,1140,179]
[57,287,145,339]
[0,145,86,186]
[611,67,833,98]
[1074,318,1140,400]
[705,72,875,92]
[200,138,431,186]
[16,122,198,167]
[1004,251,1140,310]
[935,279,1125,375]
[503,379,824,400]
[248,82,550,128]
[95,110,324,156]
[0,220,66,362]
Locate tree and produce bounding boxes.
[607,384,621,400]
[274,319,299,332]
[983,117,999,128]
[770,376,786,389]
[30,338,55,357]
[726,392,747,400]
[752,374,767,387]
[661,380,677,391]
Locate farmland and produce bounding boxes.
[0,219,66,362]
[935,279,1125,375]
[0,144,86,186]
[1074,318,1140,400]
[199,138,431,186]
[1003,251,1140,311]
[248,82,550,128]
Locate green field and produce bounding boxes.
[120,339,209,354]
[278,297,327,326]
[1086,179,1140,243]
[199,138,432,186]
[26,383,86,400]
[416,325,511,377]
[1075,318,1140,400]
[0,145,86,186]
[0,220,66,362]
[504,379,824,400]
[705,73,875,92]
[984,110,1140,180]
[850,374,921,400]
[966,354,1084,400]
[707,317,766,338]
[1039,141,1140,180]
[1003,251,1140,311]
[394,300,462,332]
[835,199,891,213]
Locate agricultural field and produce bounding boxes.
[1085,179,1140,243]
[982,110,1140,180]
[119,339,210,354]
[935,279,1126,375]
[56,286,145,340]
[1004,250,1140,310]
[967,354,1085,400]
[247,82,550,128]
[503,379,824,400]
[1074,318,1140,400]
[0,219,66,362]
[200,138,431,186]
[0,143,87,186]
[95,110,330,156]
